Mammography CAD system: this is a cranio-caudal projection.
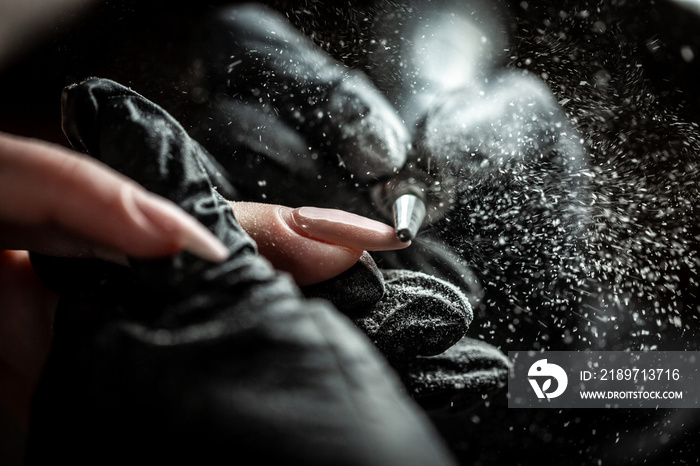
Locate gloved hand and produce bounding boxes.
[25,77,458,466]
[177,3,409,219]
[300,251,510,413]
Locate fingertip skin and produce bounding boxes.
[231,202,363,286]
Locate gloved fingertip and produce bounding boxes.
[326,74,410,181]
[355,269,473,362]
[61,77,133,156]
[301,251,385,317]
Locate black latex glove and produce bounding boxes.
[178,3,409,218]
[25,77,458,466]
[300,251,510,412]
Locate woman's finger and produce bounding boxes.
[0,132,229,262]
[230,201,409,286]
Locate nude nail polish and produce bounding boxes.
[282,206,409,251]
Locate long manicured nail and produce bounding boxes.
[134,191,230,262]
[281,206,409,251]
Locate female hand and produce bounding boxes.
[0,130,228,432]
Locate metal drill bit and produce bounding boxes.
[393,193,427,242]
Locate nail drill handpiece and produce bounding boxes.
[371,151,455,243]
[393,193,427,242]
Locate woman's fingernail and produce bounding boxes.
[133,191,230,262]
[281,206,409,251]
